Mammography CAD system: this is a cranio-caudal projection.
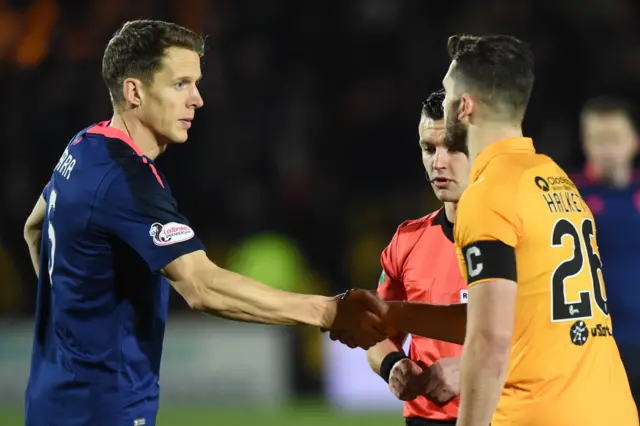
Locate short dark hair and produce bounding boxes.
[421,89,445,120]
[447,34,534,121]
[581,95,639,132]
[102,20,205,106]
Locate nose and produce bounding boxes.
[433,147,449,170]
[190,86,204,109]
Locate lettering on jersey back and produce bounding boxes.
[534,175,588,214]
[54,148,76,180]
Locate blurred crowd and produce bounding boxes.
[1,0,640,317]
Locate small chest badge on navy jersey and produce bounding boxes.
[460,289,468,304]
[149,222,195,246]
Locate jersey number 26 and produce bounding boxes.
[550,217,608,322]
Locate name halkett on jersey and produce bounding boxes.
[149,222,195,246]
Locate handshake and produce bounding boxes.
[323,288,396,350]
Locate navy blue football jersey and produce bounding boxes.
[25,121,205,426]
[571,168,640,349]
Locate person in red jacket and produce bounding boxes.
[366,89,470,426]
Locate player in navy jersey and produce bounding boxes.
[571,96,640,410]
[22,20,392,426]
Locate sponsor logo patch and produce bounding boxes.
[149,222,195,246]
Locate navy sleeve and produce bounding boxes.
[99,159,205,273]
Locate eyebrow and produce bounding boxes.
[176,75,203,83]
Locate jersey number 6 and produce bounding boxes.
[47,189,58,286]
[550,218,608,322]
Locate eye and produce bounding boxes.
[422,145,436,154]
[175,81,185,89]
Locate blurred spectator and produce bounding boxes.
[571,95,640,409]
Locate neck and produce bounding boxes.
[110,111,164,160]
[444,201,457,223]
[468,121,523,168]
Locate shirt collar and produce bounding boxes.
[470,137,535,183]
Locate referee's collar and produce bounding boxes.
[470,137,534,183]
[433,208,455,243]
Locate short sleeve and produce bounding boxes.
[377,231,407,301]
[98,164,205,273]
[455,179,520,286]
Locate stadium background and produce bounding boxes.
[0,0,639,424]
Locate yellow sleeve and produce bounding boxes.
[455,177,521,286]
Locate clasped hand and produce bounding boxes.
[324,289,396,350]
[390,357,460,405]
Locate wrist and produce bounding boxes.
[317,289,354,329]
[380,351,408,383]
[316,295,337,328]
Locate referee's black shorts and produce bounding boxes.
[405,417,456,426]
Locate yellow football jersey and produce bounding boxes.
[455,138,638,426]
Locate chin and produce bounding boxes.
[169,130,189,144]
[435,189,461,203]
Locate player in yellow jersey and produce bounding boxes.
[441,34,638,426]
[324,33,638,426]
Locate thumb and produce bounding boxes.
[350,290,387,317]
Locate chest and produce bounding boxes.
[400,228,467,305]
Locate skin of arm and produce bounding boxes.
[385,301,468,345]
[366,332,409,375]
[456,278,516,426]
[24,195,47,278]
[161,251,394,350]
[161,250,337,327]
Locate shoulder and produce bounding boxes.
[387,209,443,253]
[99,159,172,219]
[463,152,552,208]
[397,210,439,231]
[394,209,441,238]
[79,122,167,193]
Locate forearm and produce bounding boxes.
[24,195,46,278]
[386,301,467,344]
[179,266,333,327]
[367,333,408,375]
[457,332,511,426]
[24,228,42,278]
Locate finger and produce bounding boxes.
[398,388,421,401]
[356,296,397,336]
[359,310,388,341]
[351,290,388,318]
[389,383,402,399]
[423,377,439,395]
[328,330,342,341]
[390,380,412,401]
[366,313,395,339]
[429,389,455,406]
[336,331,359,349]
